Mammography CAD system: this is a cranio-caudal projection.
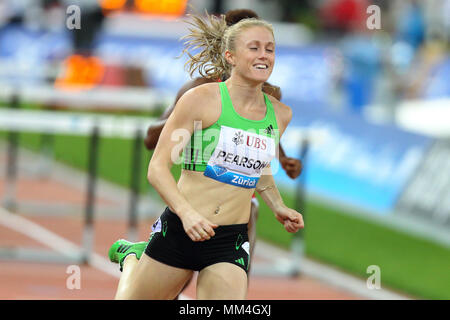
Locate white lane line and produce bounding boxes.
[0,207,191,299]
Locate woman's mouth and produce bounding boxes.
[253,64,268,70]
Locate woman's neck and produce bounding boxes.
[225,75,265,110]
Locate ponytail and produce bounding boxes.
[180,12,230,80]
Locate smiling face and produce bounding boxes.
[225,26,275,84]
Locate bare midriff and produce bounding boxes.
[176,170,254,225]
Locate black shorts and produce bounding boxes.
[145,207,250,274]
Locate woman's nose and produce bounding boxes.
[258,49,269,59]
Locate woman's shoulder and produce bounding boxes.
[175,82,221,123]
[185,77,217,90]
[266,95,292,133]
[174,77,216,102]
[183,80,219,97]
[177,80,218,103]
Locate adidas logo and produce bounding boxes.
[235,257,245,267]
[117,244,131,253]
[264,124,274,135]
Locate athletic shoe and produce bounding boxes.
[108,239,148,271]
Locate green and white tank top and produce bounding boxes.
[182,82,279,189]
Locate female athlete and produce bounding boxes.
[109,11,304,300]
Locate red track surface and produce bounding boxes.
[0,178,360,300]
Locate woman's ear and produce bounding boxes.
[224,50,235,67]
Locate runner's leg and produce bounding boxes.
[196,262,247,300]
[115,254,193,300]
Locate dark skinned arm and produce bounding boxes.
[279,146,303,179]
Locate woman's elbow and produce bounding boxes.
[147,161,168,187]
[147,163,158,186]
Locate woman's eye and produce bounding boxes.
[266,49,273,53]
[250,47,258,50]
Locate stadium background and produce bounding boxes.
[0,0,449,299]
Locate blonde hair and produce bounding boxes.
[181,12,274,80]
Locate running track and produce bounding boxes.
[0,149,410,300]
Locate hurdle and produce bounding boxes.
[289,137,310,276]
[0,82,172,188]
[0,108,157,264]
[251,131,324,278]
[0,82,173,111]
[0,83,174,263]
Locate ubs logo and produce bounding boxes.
[246,136,267,150]
[232,131,244,145]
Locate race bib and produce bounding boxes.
[204,126,276,188]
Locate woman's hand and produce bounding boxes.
[180,209,219,242]
[274,206,304,233]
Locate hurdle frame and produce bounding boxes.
[0,86,162,265]
[251,137,310,278]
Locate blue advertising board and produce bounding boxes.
[276,106,432,213]
[0,25,333,107]
[0,25,71,84]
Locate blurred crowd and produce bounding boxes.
[0,0,449,121]
[315,0,449,119]
[266,0,449,118]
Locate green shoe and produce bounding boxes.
[108,239,148,271]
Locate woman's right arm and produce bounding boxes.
[144,78,215,150]
[147,84,219,242]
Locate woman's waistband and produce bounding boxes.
[162,207,248,233]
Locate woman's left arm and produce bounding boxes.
[256,168,304,233]
[255,99,304,233]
